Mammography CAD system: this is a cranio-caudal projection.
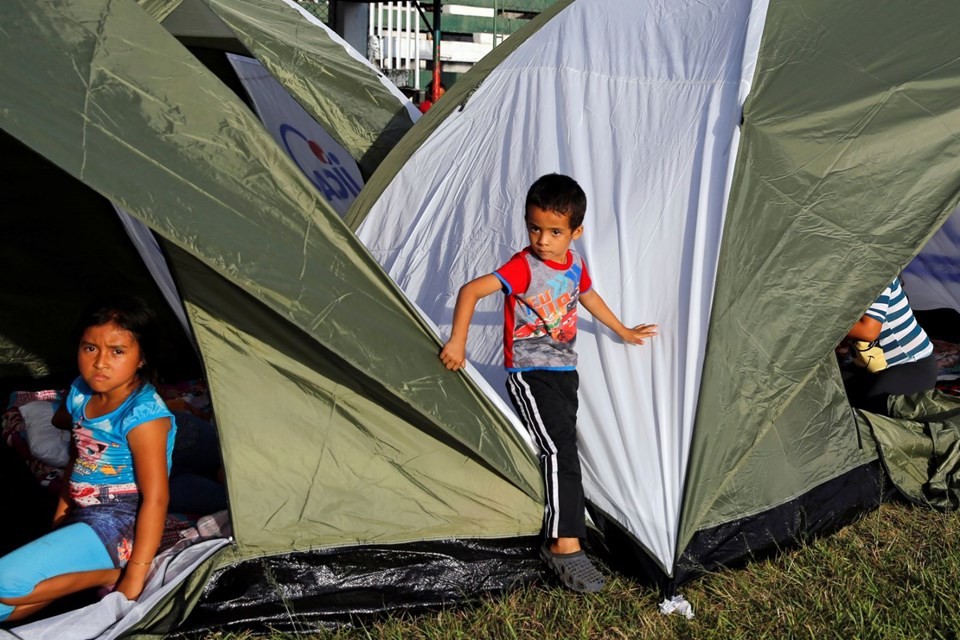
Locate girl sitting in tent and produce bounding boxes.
[0,296,175,621]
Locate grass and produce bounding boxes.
[200,500,960,639]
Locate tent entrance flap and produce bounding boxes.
[0,0,545,633]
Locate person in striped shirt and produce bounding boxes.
[844,277,936,413]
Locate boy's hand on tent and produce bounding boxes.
[620,323,658,345]
[440,340,467,371]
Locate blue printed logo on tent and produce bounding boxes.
[225,53,367,219]
[280,124,363,216]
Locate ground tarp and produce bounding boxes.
[863,392,960,511]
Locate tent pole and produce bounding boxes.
[432,1,441,98]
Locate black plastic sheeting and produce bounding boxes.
[590,460,894,594]
[176,462,892,635]
[175,536,545,635]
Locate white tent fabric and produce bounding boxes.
[903,207,960,312]
[356,0,769,570]
[1,538,229,640]
[114,207,192,336]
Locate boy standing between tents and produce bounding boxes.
[439,173,657,592]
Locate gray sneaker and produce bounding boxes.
[540,544,606,593]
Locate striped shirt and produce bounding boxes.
[864,278,933,367]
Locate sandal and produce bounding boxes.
[540,543,606,593]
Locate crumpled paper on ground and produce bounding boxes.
[659,594,694,619]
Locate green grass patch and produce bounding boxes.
[201,501,960,639]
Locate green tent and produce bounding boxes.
[157,0,420,179]
[0,0,543,634]
[350,0,960,588]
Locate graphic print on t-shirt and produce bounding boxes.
[72,423,128,478]
[516,262,583,344]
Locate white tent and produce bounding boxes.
[355,0,769,571]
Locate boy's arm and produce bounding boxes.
[579,289,657,345]
[440,274,503,371]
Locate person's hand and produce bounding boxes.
[51,494,71,528]
[115,564,150,601]
[439,339,467,371]
[619,323,658,345]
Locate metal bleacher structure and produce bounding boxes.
[301,0,555,98]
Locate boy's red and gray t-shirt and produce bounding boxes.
[494,248,592,372]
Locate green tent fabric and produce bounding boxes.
[165,245,541,558]
[680,0,960,554]
[155,0,419,178]
[200,0,419,178]
[138,0,184,22]
[0,0,542,634]
[862,392,960,511]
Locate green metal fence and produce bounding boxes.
[297,0,329,24]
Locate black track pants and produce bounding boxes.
[506,370,586,539]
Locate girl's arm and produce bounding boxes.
[115,418,171,601]
[52,457,76,527]
[53,390,76,526]
[52,495,70,526]
[579,289,657,345]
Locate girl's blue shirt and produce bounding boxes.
[66,377,176,488]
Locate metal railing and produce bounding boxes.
[368,2,425,89]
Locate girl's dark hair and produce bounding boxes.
[74,295,160,385]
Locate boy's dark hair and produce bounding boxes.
[525,173,587,229]
[74,295,161,385]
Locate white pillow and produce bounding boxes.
[18,401,71,468]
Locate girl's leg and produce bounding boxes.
[2,567,122,606]
[2,568,121,622]
[0,522,117,622]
